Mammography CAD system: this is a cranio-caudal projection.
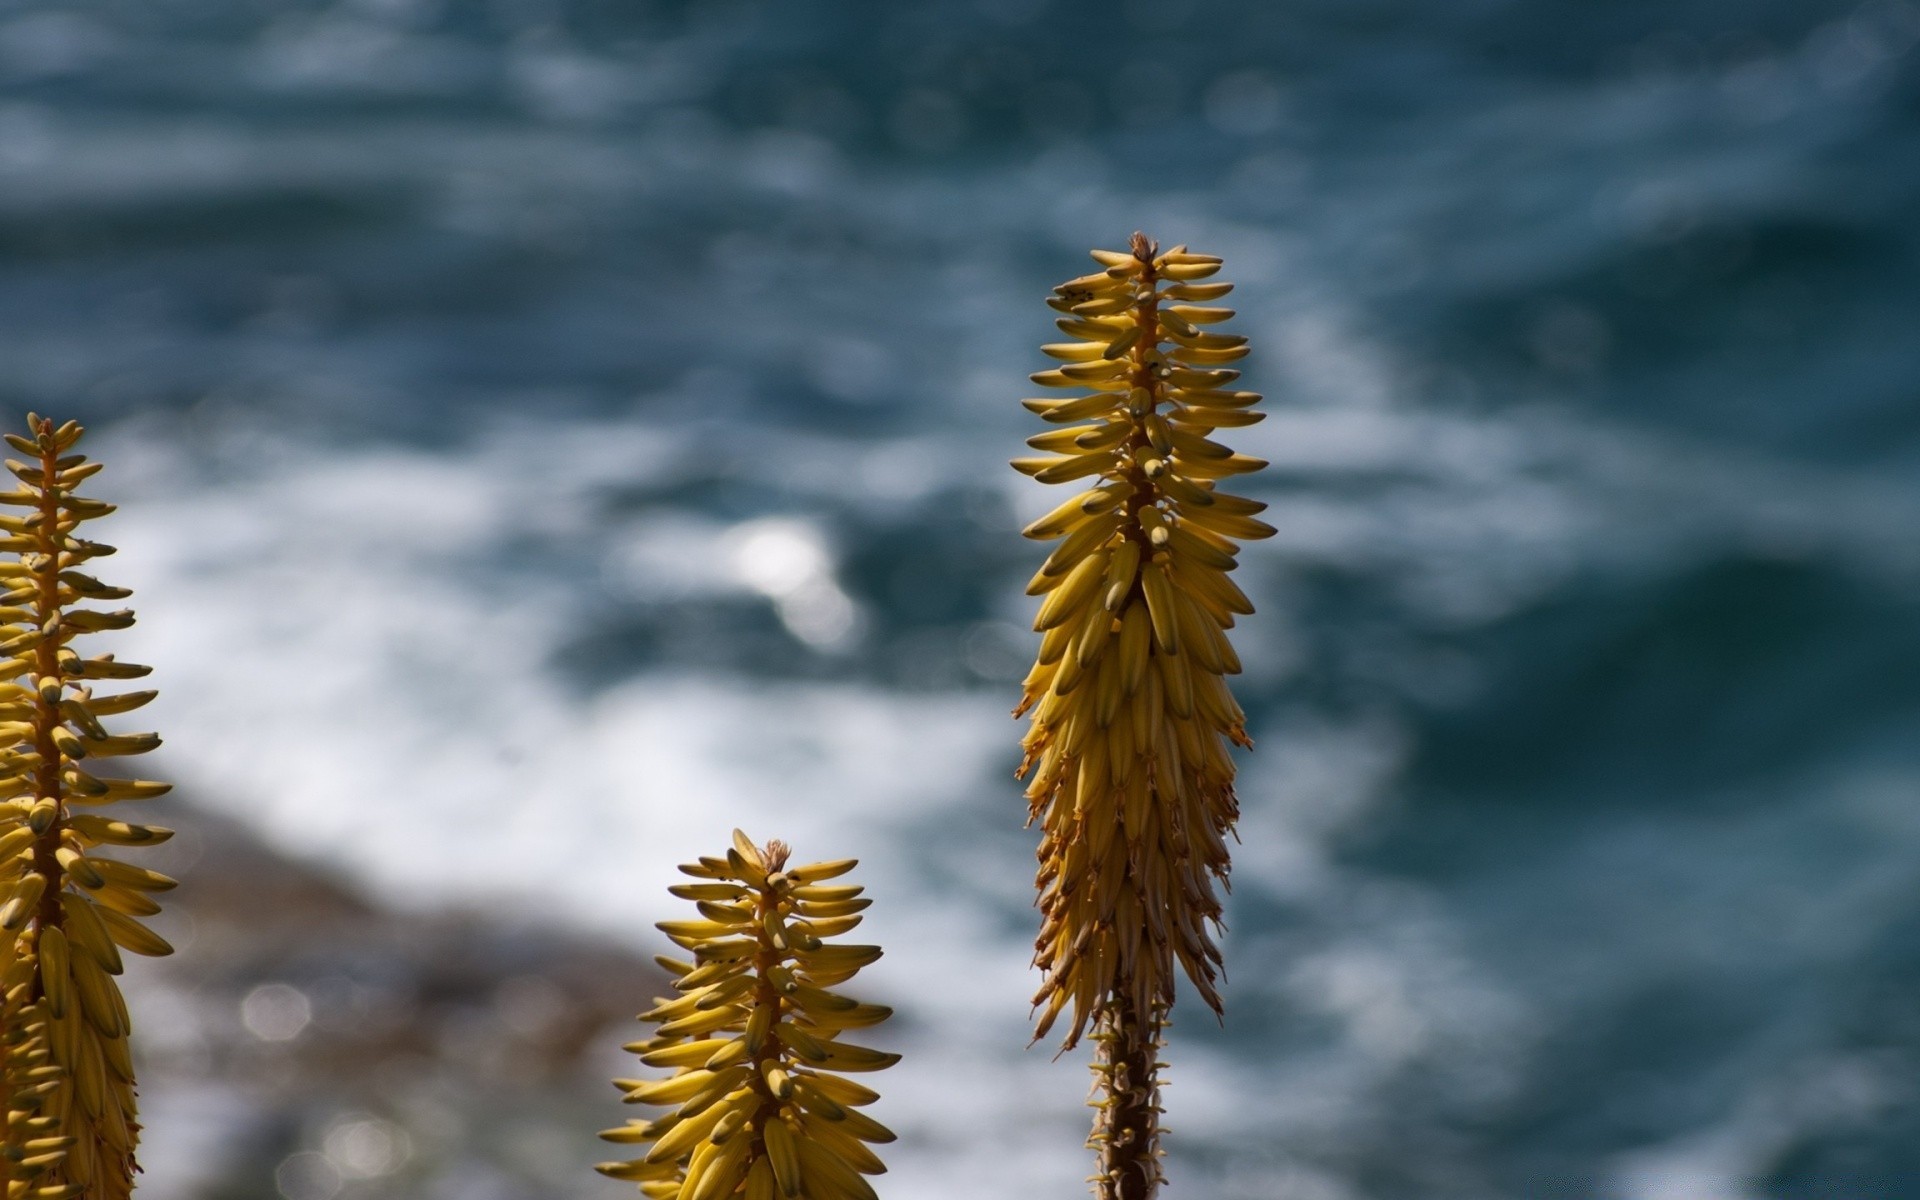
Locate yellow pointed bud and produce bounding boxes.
[762,1115,802,1197]
[0,874,45,931]
[36,928,70,1021]
[744,1155,778,1200]
[93,907,170,958]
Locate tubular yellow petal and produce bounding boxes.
[795,1002,892,1032]
[62,816,170,848]
[785,858,858,885]
[1033,514,1122,585]
[796,1139,880,1200]
[1173,344,1251,365]
[1033,451,1122,485]
[1070,294,1133,317]
[1175,503,1276,541]
[57,894,120,976]
[624,1069,727,1107]
[1115,602,1152,697]
[641,1100,730,1162]
[656,1005,749,1040]
[1073,607,1115,670]
[1054,271,1130,299]
[832,1106,896,1145]
[36,929,70,1022]
[744,1155,778,1200]
[1034,393,1122,424]
[1023,489,1109,540]
[70,956,123,1041]
[638,1038,736,1069]
[1157,260,1221,281]
[1039,341,1111,363]
[1060,357,1133,382]
[1172,451,1268,479]
[1165,304,1234,324]
[1139,565,1179,655]
[92,908,170,958]
[814,1042,901,1073]
[794,1115,888,1174]
[790,884,862,903]
[1156,646,1194,719]
[1033,550,1110,632]
[1162,281,1233,301]
[792,1080,847,1123]
[1167,523,1238,570]
[763,1063,793,1099]
[763,1115,803,1197]
[685,1136,752,1200]
[0,875,46,931]
[1073,420,1131,452]
[774,1020,829,1063]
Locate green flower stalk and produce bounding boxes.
[1012,236,1272,1199]
[0,416,175,1200]
[599,832,898,1200]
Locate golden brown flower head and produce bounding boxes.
[1013,236,1274,1050]
[0,416,174,1200]
[599,831,897,1200]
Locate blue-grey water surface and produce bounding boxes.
[3,1,1919,1197]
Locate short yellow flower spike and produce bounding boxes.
[0,416,175,1200]
[1014,237,1273,1198]
[599,832,897,1200]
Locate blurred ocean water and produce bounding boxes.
[3,0,1919,1196]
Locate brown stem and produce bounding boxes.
[27,419,65,978]
[1096,992,1164,1200]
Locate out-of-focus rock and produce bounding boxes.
[124,796,662,1200]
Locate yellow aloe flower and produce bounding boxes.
[0,416,175,1200]
[0,928,70,1196]
[1013,236,1273,1198]
[599,832,897,1200]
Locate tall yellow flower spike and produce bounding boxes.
[599,832,898,1200]
[0,416,175,1200]
[1013,236,1273,1199]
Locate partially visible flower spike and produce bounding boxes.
[599,832,898,1200]
[0,932,72,1197]
[1013,237,1273,1199]
[0,416,175,1200]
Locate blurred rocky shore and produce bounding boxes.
[123,795,664,1200]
